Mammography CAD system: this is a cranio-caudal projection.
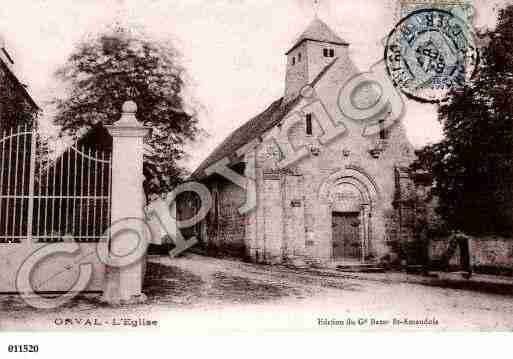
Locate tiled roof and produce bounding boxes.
[191,97,300,179]
[286,18,349,54]
[0,56,39,111]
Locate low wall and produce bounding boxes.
[430,236,513,272]
[0,242,105,293]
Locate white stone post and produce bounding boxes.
[102,100,149,305]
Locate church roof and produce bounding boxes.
[191,97,300,180]
[191,58,339,180]
[286,18,349,55]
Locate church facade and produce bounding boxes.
[188,19,417,266]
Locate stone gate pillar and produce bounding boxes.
[102,100,149,305]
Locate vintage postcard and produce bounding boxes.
[0,0,512,354]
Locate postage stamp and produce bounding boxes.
[386,1,479,102]
[398,0,475,22]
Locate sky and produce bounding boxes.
[0,0,509,170]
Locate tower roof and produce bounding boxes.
[286,18,349,54]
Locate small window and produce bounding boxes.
[379,119,386,139]
[306,113,313,135]
[298,52,302,62]
[292,56,296,65]
[323,48,335,58]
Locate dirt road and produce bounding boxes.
[1,254,512,331]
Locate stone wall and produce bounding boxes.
[285,42,309,102]
[203,177,247,257]
[430,236,513,272]
[0,242,105,292]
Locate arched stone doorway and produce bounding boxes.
[319,168,380,263]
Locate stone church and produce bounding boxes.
[188,18,417,266]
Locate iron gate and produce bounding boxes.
[0,125,112,293]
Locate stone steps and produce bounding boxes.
[335,263,386,273]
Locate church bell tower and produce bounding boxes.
[284,18,349,102]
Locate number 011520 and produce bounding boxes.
[7,345,39,353]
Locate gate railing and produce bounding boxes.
[0,124,112,244]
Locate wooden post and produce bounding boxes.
[102,100,149,305]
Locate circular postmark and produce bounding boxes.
[385,8,479,103]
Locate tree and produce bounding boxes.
[52,27,202,194]
[411,5,513,236]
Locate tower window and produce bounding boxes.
[323,48,335,58]
[306,113,313,135]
